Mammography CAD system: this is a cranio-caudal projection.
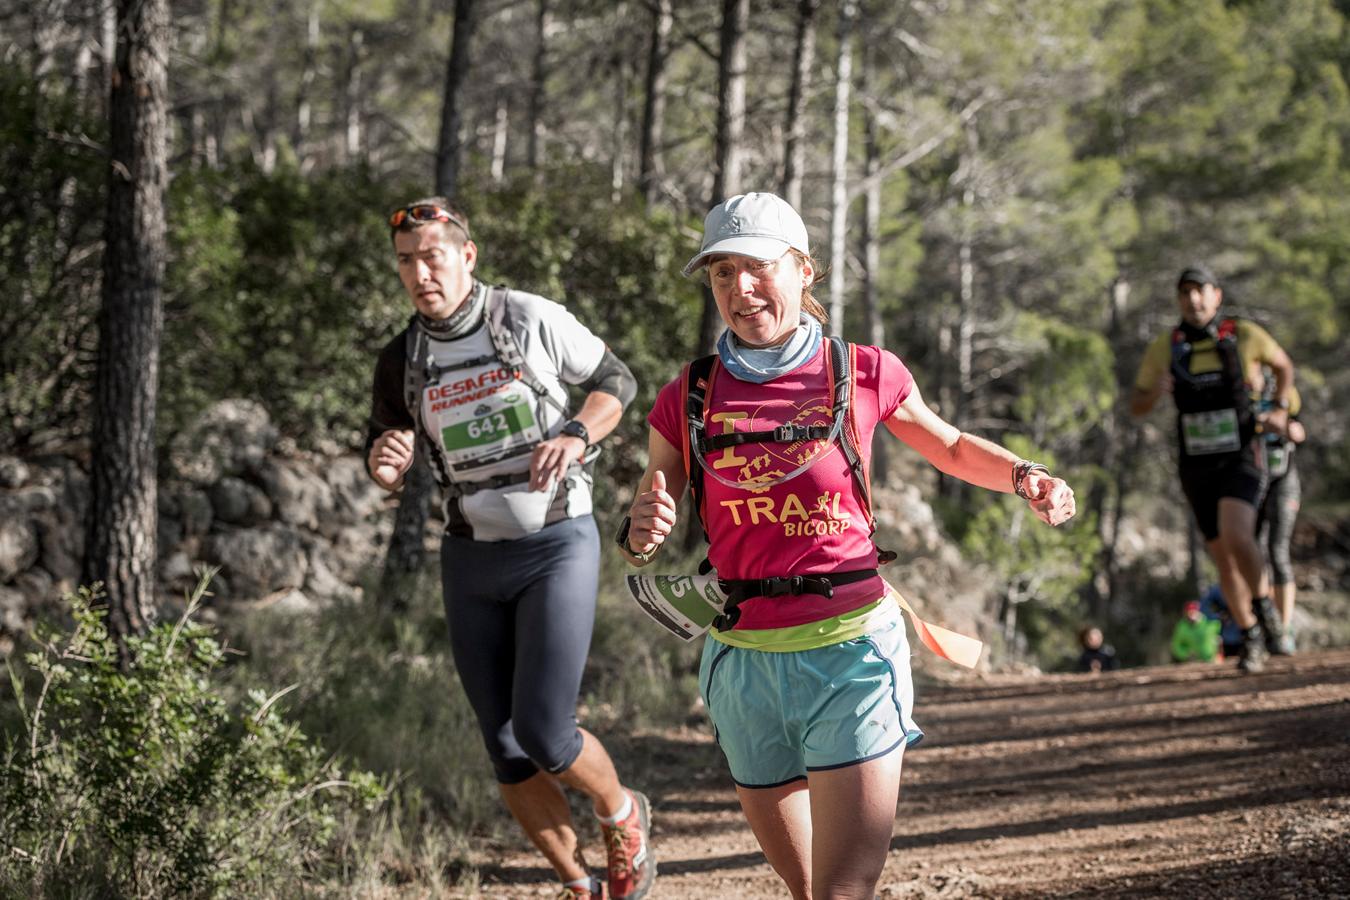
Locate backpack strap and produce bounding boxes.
[485,285,569,418]
[402,317,453,488]
[1213,317,1246,402]
[683,353,718,544]
[829,337,896,564]
[404,316,428,438]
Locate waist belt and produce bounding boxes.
[454,469,534,496]
[713,568,879,631]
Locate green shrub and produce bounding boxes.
[223,570,511,874]
[0,575,382,899]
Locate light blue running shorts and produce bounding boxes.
[698,603,924,788]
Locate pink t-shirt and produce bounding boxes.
[648,343,914,630]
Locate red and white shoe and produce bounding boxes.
[557,877,604,900]
[601,790,655,900]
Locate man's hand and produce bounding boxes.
[628,470,678,556]
[369,429,415,490]
[1023,471,1076,527]
[530,433,586,491]
[1256,407,1290,439]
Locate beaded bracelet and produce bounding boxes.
[1012,460,1050,499]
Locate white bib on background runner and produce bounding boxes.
[1180,408,1241,456]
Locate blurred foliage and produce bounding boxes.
[5,0,1350,670]
[0,576,382,898]
[161,162,410,450]
[0,67,104,451]
[960,438,1104,658]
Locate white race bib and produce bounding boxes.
[1181,408,1241,455]
[423,361,544,479]
[1264,440,1290,477]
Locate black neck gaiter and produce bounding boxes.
[419,281,485,340]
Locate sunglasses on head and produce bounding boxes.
[387,204,470,236]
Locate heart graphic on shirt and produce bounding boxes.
[728,395,838,487]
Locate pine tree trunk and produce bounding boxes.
[1085,276,1131,619]
[526,0,549,171]
[826,0,856,335]
[780,0,819,210]
[294,0,321,171]
[491,94,509,181]
[696,0,749,357]
[343,27,364,161]
[611,51,628,203]
[435,0,478,197]
[860,36,889,483]
[955,119,978,430]
[638,0,672,204]
[85,0,170,647]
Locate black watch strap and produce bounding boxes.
[616,515,658,563]
[560,418,590,445]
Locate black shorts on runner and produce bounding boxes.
[1179,452,1267,542]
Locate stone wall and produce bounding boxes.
[0,400,394,653]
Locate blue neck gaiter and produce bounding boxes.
[716,314,823,383]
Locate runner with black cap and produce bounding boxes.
[1130,264,1299,672]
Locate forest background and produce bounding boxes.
[3,0,1350,895]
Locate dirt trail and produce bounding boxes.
[466,648,1350,898]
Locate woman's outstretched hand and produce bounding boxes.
[1023,471,1076,527]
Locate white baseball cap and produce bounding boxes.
[682,192,810,277]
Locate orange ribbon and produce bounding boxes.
[888,582,983,669]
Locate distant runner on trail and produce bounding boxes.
[365,197,652,900]
[620,192,1076,900]
[1130,264,1298,672]
[1255,371,1306,652]
[1077,625,1120,673]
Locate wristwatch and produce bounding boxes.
[615,515,659,563]
[559,419,590,445]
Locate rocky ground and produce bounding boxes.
[460,647,1350,898]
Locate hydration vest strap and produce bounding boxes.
[828,339,896,563]
[683,353,718,543]
[425,353,498,380]
[712,567,879,630]
[485,285,570,418]
[403,320,452,486]
[698,423,831,451]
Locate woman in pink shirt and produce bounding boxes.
[619,192,1076,900]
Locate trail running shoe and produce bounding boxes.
[557,878,603,900]
[601,789,655,900]
[1238,624,1266,673]
[1255,596,1294,656]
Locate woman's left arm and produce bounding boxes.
[884,383,1076,527]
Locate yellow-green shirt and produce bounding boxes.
[1134,319,1300,414]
